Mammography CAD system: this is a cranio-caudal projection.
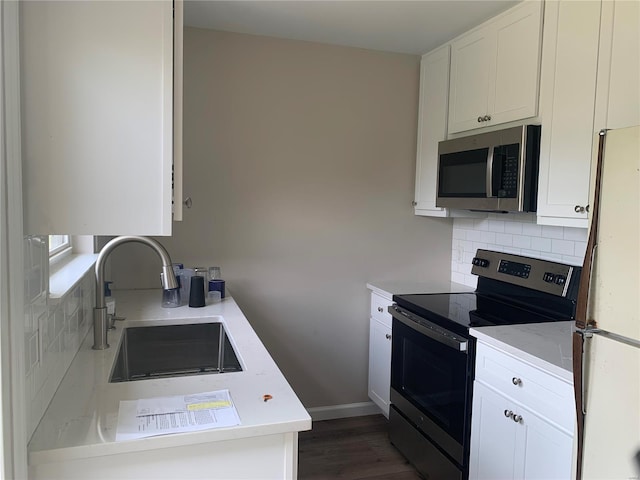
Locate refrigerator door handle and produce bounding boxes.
[587,327,640,349]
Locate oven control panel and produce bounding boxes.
[471,249,581,298]
[497,259,531,278]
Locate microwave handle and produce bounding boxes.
[486,145,494,198]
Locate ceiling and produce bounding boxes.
[184,1,521,55]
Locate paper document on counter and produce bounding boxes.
[115,389,241,441]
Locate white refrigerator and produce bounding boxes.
[575,125,640,479]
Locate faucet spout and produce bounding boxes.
[93,236,178,350]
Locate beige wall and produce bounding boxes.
[110,28,452,408]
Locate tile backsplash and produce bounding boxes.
[23,236,94,439]
[451,214,588,287]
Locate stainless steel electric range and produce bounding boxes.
[388,249,581,480]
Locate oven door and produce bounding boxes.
[389,306,474,467]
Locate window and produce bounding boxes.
[48,235,71,257]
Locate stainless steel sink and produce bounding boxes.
[109,323,242,383]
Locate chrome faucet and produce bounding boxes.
[93,236,178,350]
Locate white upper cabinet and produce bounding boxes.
[21,0,183,235]
[448,1,543,134]
[414,45,450,217]
[594,0,640,131]
[536,1,601,227]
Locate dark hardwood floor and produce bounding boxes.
[298,414,423,480]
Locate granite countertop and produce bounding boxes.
[366,280,473,300]
[28,290,311,465]
[470,321,574,383]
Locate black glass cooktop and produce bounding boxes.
[393,289,576,337]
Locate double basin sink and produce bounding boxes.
[110,322,242,383]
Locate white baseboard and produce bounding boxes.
[306,401,381,422]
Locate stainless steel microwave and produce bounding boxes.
[436,125,541,212]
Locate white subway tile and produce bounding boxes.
[564,227,588,241]
[472,242,489,252]
[463,274,478,288]
[488,220,505,233]
[541,253,564,262]
[451,271,466,285]
[496,233,513,246]
[542,225,564,239]
[463,252,476,264]
[505,247,523,255]
[562,255,584,266]
[531,236,552,252]
[574,241,588,258]
[512,235,532,249]
[473,219,490,231]
[515,213,535,223]
[466,230,483,242]
[454,218,476,229]
[480,231,497,244]
[522,223,542,237]
[504,222,523,234]
[452,228,466,240]
[520,249,544,259]
[461,240,474,252]
[552,239,575,255]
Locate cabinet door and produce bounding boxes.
[470,381,574,480]
[514,401,573,480]
[414,45,450,217]
[449,2,542,134]
[173,0,184,222]
[469,382,518,480]
[368,317,392,418]
[595,0,640,131]
[21,1,176,235]
[536,0,601,227]
[448,29,492,134]
[489,1,542,127]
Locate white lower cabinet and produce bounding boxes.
[469,342,574,480]
[368,292,393,418]
[470,382,573,480]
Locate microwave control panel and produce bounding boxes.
[495,144,520,198]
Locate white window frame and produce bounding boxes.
[48,234,71,263]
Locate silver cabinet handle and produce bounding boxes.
[411,201,418,207]
[575,205,585,213]
[586,204,590,213]
[504,409,513,418]
[377,307,384,313]
[512,377,522,386]
[478,116,483,123]
[385,334,392,340]
[512,414,523,423]
[484,115,491,121]
[184,197,193,209]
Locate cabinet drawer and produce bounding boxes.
[370,292,393,327]
[475,342,574,433]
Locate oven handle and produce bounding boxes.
[389,305,468,353]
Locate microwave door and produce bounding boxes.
[436,147,498,210]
